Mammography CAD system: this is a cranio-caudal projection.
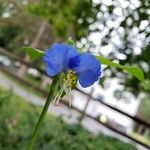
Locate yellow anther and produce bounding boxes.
[64,70,77,88]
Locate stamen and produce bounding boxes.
[62,70,77,107]
[68,87,72,107]
[55,89,64,105]
[51,88,64,106]
[51,70,77,107]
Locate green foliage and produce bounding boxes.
[0,1,4,16]
[67,38,76,46]
[141,80,150,92]
[28,0,100,40]
[0,87,137,150]
[0,89,12,107]
[0,0,45,53]
[21,47,44,61]
[0,25,21,49]
[96,56,145,82]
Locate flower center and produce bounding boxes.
[68,55,80,69]
[63,70,77,88]
[51,70,77,106]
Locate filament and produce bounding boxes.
[51,87,64,106]
[55,89,64,105]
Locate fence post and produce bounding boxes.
[78,88,94,124]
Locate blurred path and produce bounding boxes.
[0,71,147,150]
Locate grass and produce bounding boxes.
[0,86,137,150]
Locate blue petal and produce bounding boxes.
[79,71,100,87]
[44,44,64,76]
[44,43,78,76]
[71,53,101,87]
[46,63,60,76]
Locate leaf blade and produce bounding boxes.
[96,55,145,82]
[22,47,44,61]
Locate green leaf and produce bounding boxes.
[22,47,44,61]
[96,55,145,82]
[141,80,150,91]
[67,37,75,46]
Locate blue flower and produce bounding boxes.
[44,43,101,88]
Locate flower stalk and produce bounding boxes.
[27,76,58,150]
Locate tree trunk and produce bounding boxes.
[18,21,49,77]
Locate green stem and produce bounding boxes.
[27,76,58,150]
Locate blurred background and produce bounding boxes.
[0,0,150,150]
